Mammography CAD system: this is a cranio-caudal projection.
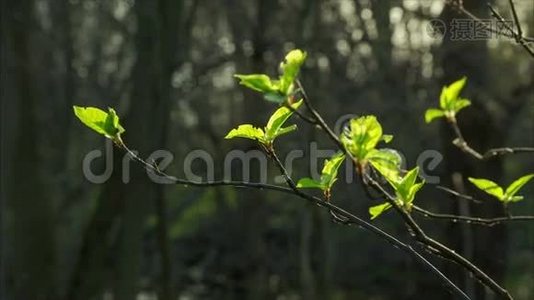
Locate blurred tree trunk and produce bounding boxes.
[115,0,181,299]
[3,0,57,299]
[438,2,507,299]
[68,1,183,299]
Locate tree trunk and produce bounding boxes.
[3,1,57,299]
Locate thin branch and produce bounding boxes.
[364,174,513,299]
[118,141,470,300]
[449,119,534,160]
[507,0,522,38]
[453,0,534,57]
[284,101,317,125]
[296,79,344,150]
[413,206,534,226]
[286,81,513,298]
[435,185,483,204]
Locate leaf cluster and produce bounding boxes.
[469,174,534,204]
[425,77,471,123]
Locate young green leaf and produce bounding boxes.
[224,124,265,142]
[468,177,504,200]
[320,152,345,189]
[296,178,325,189]
[234,74,279,94]
[234,49,307,103]
[264,100,303,140]
[425,108,446,123]
[396,167,424,205]
[263,92,286,104]
[368,148,402,181]
[453,98,471,112]
[73,106,125,139]
[296,152,345,197]
[341,115,391,161]
[225,100,302,146]
[369,202,392,220]
[504,174,534,199]
[441,77,467,110]
[381,134,393,143]
[426,77,470,124]
[279,49,307,94]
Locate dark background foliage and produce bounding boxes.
[1,0,533,299]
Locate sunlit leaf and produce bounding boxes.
[509,196,524,202]
[396,167,422,204]
[369,202,392,220]
[381,134,393,143]
[279,49,307,94]
[368,148,402,182]
[224,124,265,142]
[264,92,285,104]
[440,76,467,110]
[297,178,325,189]
[265,100,302,140]
[425,108,445,123]
[234,74,279,94]
[468,177,504,200]
[406,182,424,205]
[505,174,534,198]
[320,152,345,189]
[453,98,471,113]
[73,106,125,139]
[342,115,391,160]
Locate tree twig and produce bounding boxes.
[449,119,534,160]
[295,80,513,299]
[118,141,470,300]
[435,185,483,204]
[413,205,534,226]
[452,0,534,57]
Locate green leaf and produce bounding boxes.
[440,77,467,110]
[381,134,393,143]
[279,49,307,94]
[505,174,534,198]
[341,115,391,160]
[274,125,298,138]
[104,108,125,136]
[73,106,125,139]
[468,177,504,200]
[509,196,524,202]
[224,124,265,142]
[369,202,392,220]
[297,178,325,189]
[234,74,279,94]
[453,98,471,113]
[263,92,286,104]
[368,148,402,182]
[397,167,421,203]
[425,108,445,123]
[406,182,424,204]
[320,152,345,189]
[264,100,303,140]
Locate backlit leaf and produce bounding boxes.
[73,106,125,139]
[468,177,504,200]
[224,124,265,142]
[234,74,278,94]
[425,108,445,123]
[505,174,534,199]
[369,202,392,220]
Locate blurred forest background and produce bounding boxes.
[1,0,533,299]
